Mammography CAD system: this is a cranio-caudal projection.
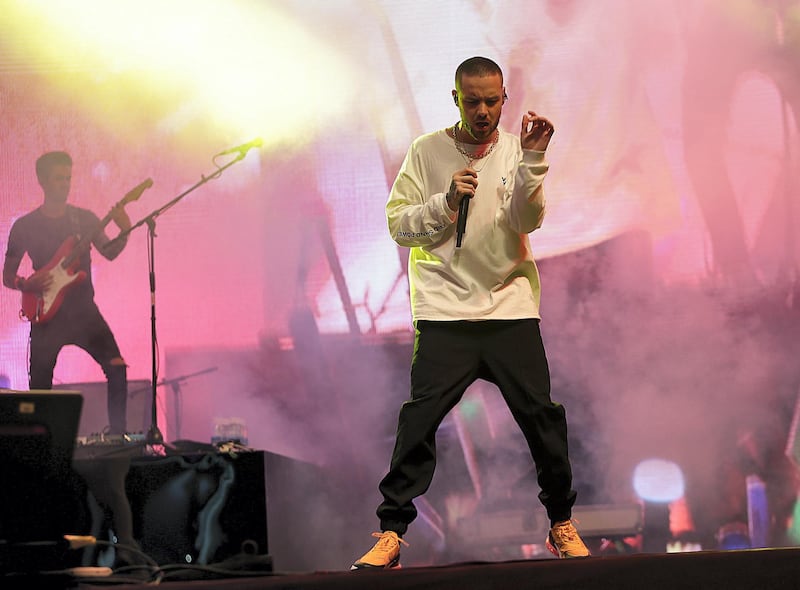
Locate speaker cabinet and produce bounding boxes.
[75,450,269,566]
[126,451,268,565]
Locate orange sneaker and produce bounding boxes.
[350,531,408,570]
[546,520,590,558]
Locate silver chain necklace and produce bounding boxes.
[452,122,499,169]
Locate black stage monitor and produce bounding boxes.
[0,390,83,474]
[0,390,87,563]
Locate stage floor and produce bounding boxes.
[60,546,800,590]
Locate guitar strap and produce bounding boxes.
[67,205,82,241]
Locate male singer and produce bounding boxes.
[351,56,589,569]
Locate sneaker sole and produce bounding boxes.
[545,536,562,558]
[350,559,401,571]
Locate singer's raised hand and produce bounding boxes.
[520,111,554,151]
[446,167,478,212]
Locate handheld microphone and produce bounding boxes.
[456,195,470,248]
[217,138,263,156]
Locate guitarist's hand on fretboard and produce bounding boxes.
[110,202,132,232]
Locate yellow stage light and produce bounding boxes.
[3,0,356,150]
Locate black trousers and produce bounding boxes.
[377,319,577,535]
[29,300,128,434]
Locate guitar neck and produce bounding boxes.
[60,207,117,269]
[58,178,152,269]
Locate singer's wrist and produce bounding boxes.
[446,181,457,212]
[14,276,26,291]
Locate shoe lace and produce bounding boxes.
[370,531,409,553]
[552,520,580,543]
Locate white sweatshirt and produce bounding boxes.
[387,128,549,322]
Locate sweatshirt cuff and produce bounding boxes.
[438,192,458,222]
[522,149,548,168]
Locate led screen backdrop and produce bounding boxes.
[1,0,799,556]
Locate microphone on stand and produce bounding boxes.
[217,138,263,156]
[456,195,470,248]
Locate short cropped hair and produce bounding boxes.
[455,57,504,90]
[36,151,72,183]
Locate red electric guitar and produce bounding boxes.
[20,178,153,324]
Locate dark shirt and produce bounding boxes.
[5,205,125,308]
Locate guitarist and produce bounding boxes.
[3,151,132,435]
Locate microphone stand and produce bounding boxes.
[110,148,255,449]
[129,366,218,441]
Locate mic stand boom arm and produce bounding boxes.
[113,150,252,448]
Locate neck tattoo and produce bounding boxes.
[452,122,499,169]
